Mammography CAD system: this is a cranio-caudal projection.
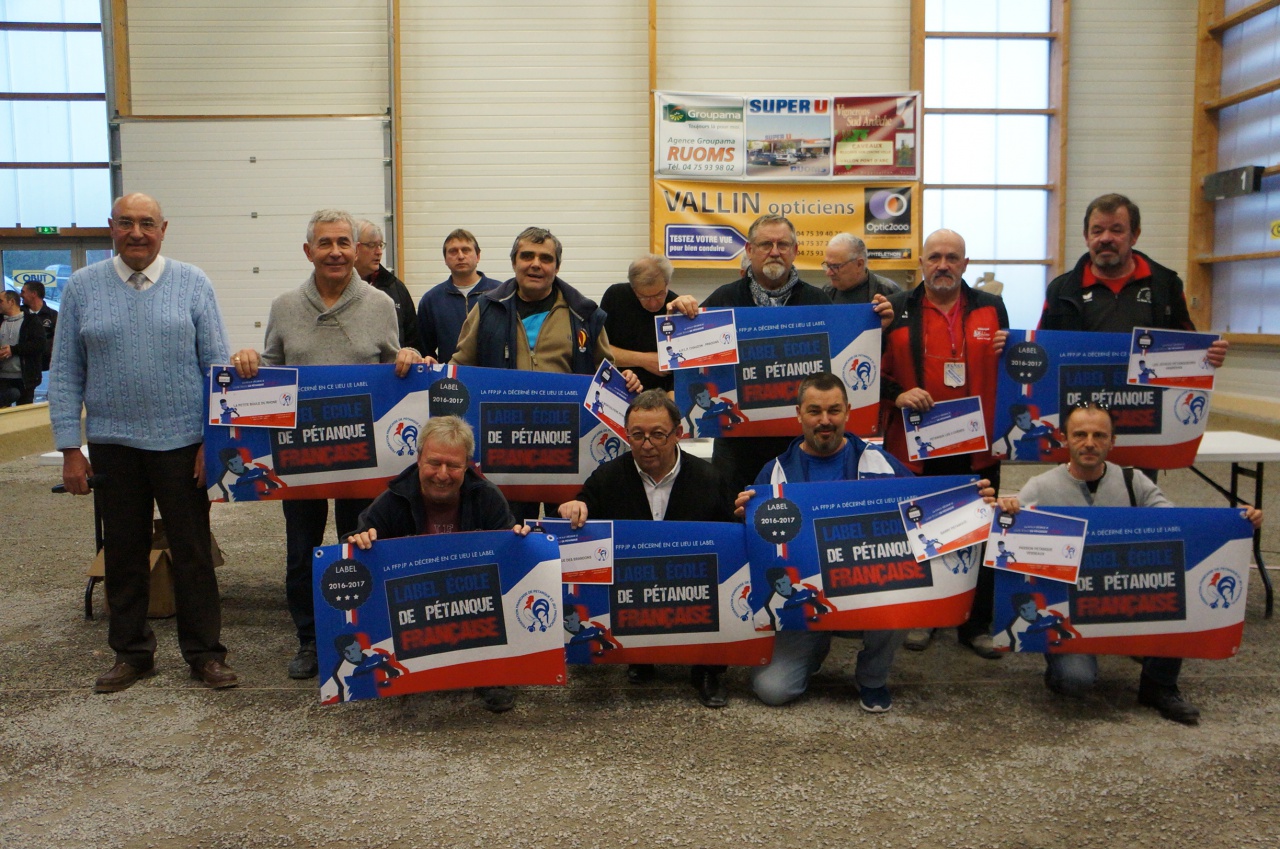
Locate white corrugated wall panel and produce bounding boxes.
[1065,0,1197,276]
[657,0,910,93]
[126,0,389,115]
[398,1,649,302]
[119,119,388,351]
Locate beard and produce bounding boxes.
[760,259,787,282]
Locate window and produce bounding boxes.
[0,1,110,227]
[917,0,1066,329]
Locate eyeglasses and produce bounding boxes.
[627,430,672,447]
[752,240,796,253]
[1072,399,1111,410]
[821,260,859,273]
[112,218,161,233]
[359,241,385,250]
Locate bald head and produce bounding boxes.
[919,228,968,305]
[110,193,168,272]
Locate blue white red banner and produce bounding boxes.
[561,520,772,667]
[204,363,433,502]
[426,364,612,503]
[313,530,566,703]
[673,303,882,439]
[655,308,740,372]
[994,330,1209,468]
[991,507,1252,659]
[744,476,983,630]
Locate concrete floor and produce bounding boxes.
[1,454,1278,848]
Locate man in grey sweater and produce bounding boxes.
[998,402,1261,724]
[232,209,421,680]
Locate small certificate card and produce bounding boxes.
[899,482,993,563]
[535,519,615,584]
[901,396,988,462]
[655,309,740,372]
[984,507,1088,585]
[584,360,636,440]
[1126,327,1219,391]
[208,365,300,428]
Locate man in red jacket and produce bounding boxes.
[880,229,1009,658]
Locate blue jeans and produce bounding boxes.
[282,498,371,645]
[1045,653,1182,696]
[752,630,905,706]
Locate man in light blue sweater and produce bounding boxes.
[51,192,239,693]
[231,209,421,682]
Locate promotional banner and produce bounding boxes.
[559,520,772,667]
[744,476,983,630]
[994,330,1210,468]
[204,363,433,502]
[427,364,613,503]
[653,180,919,271]
[673,303,882,438]
[991,508,1253,659]
[1127,328,1219,391]
[653,91,920,271]
[313,531,566,703]
[655,92,919,182]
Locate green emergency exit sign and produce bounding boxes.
[35,226,59,235]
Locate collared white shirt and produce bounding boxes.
[636,449,682,521]
[114,255,166,291]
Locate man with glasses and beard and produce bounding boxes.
[667,214,891,496]
[557,390,737,706]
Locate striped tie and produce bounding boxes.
[127,271,147,291]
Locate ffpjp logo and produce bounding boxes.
[863,187,912,234]
[1198,568,1242,610]
[516,589,557,632]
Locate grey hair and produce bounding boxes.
[306,209,357,244]
[356,219,383,242]
[420,415,475,457]
[828,232,867,260]
[627,254,673,288]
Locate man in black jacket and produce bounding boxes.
[0,291,44,405]
[346,415,530,712]
[1039,193,1228,367]
[557,390,738,706]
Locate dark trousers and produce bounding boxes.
[713,436,794,498]
[920,456,1002,641]
[0,377,21,407]
[282,498,372,645]
[90,442,225,668]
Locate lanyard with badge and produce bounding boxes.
[927,300,967,388]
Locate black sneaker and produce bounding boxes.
[1138,680,1200,725]
[627,664,656,684]
[691,667,728,708]
[476,686,517,713]
[288,643,318,679]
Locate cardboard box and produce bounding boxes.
[87,519,224,619]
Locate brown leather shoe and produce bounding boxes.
[190,659,239,689]
[94,661,156,693]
